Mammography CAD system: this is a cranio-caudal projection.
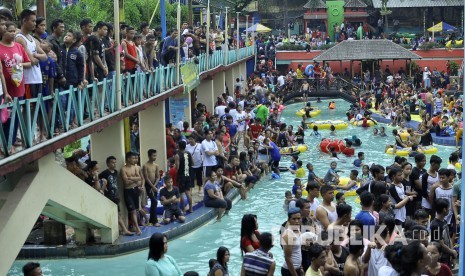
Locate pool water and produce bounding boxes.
[8,99,457,276]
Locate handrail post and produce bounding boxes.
[114,0,121,110]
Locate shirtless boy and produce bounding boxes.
[121,151,144,235]
[344,234,365,276]
[142,149,161,227]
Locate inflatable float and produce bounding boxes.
[319,138,355,156]
[280,144,309,154]
[308,120,348,130]
[279,148,301,156]
[349,118,377,127]
[398,130,410,141]
[296,107,321,118]
[334,178,360,197]
[449,162,462,172]
[386,146,438,156]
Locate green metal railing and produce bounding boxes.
[0,46,255,159]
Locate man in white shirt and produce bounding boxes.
[201,130,218,177]
[277,75,285,88]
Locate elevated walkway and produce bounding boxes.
[0,153,118,274]
[0,46,256,275]
[282,77,359,104]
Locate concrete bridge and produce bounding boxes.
[0,46,255,275]
[282,77,359,104]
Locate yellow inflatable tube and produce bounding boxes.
[280,144,309,154]
[334,177,360,197]
[308,120,348,130]
[296,107,321,117]
[386,146,438,156]
[448,162,462,172]
[349,118,377,127]
[398,130,410,141]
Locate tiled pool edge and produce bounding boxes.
[17,189,240,259]
[370,113,457,146]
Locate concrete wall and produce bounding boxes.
[0,154,118,276]
[139,102,167,170]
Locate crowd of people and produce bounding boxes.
[0,8,249,156]
[12,15,463,275]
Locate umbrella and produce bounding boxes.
[245,23,271,33]
[427,22,458,33]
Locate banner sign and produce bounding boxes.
[326,1,345,42]
[180,62,200,93]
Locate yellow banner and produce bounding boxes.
[180,62,200,93]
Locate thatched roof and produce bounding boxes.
[345,0,367,8]
[303,0,327,9]
[372,0,463,8]
[313,40,422,61]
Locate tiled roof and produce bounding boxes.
[372,0,463,8]
[303,0,327,9]
[345,0,367,8]
[313,39,422,61]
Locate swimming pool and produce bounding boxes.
[8,99,457,275]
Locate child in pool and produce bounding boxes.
[329,125,336,136]
[336,193,346,205]
[379,126,387,137]
[283,190,293,212]
[373,128,379,136]
[335,170,359,192]
[311,125,321,138]
[324,161,343,184]
[360,165,372,187]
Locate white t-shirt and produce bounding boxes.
[378,265,397,276]
[238,100,245,110]
[368,248,389,276]
[215,105,226,117]
[201,139,218,167]
[186,143,203,168]
[234,110,247,131]
[355,113,363,121]
[278,75,285,86]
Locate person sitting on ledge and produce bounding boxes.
[159,175,186,224]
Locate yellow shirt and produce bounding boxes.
[296,167,306,178]
[305,267,323,276]
[296,68,304,79]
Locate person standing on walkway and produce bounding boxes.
[121,151,144,235]
[142,149,161,227]
[175,141,194,213]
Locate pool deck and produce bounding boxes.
[370,111,457,146]
[17,189,240,259]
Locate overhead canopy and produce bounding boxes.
[313,40,421,62]
[244,23,271,33]
[427,22,458,33]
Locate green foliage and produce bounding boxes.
[449,61,460,76]
[43,0,187,32]
[418,42,440,50]
[276,43,305,51]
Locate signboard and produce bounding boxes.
[180,62,200,93]
[169,97,189,125]
[326,1,345,42]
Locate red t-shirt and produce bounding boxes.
[168,166,177,187]
[0,42,31,98]
[427,263,452,276]
[241,230,261,252]
[249,124,263,139]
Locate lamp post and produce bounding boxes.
[176,0,181,85]
[114,0,121,109]
[236,12,240,51]
[225,7,229,61]
[206,0,211,69]
[245,15,249,46]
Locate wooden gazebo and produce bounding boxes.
[313,39,422,77]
